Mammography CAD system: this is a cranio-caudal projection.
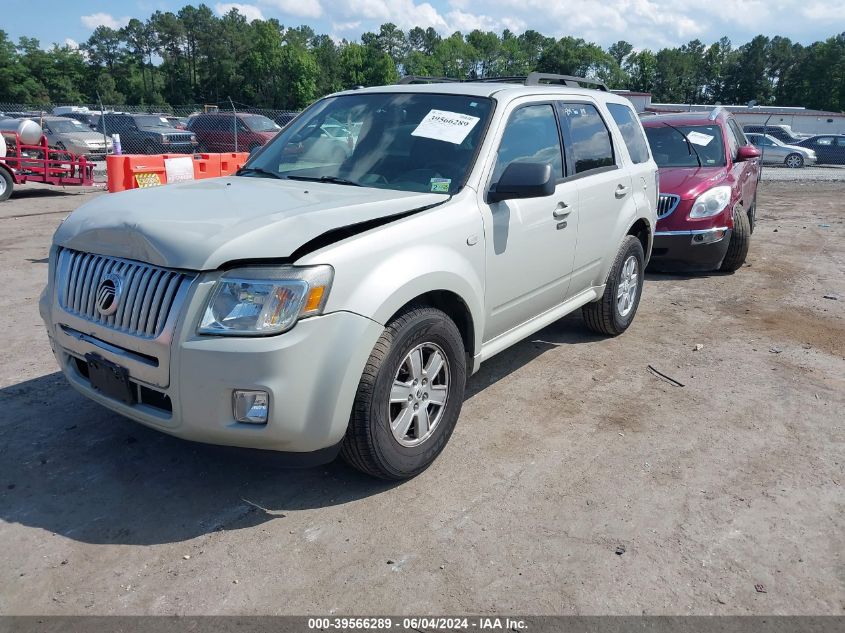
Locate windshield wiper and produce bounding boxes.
[286,175,361,187]
[236,167,285,180]
[662,122,702,167]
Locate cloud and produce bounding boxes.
[215,3,266,21]
[331,20,362,33]
[64,38,79,49]
[259,0,324,19]
[80,13,131,30]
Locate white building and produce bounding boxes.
[613,90,845,136]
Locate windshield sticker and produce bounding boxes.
[430,178,451,193]
[164,156,195,183]
[160,116,169,123]
[412,109,480,145]
[686,131,714,146]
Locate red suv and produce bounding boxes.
[642,109,761,272]
[188,112,281,153]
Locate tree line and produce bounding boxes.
[1,4,843,112]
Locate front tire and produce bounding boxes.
[720,205,751,272]
[341,306,466,479]
[582,235,645,336]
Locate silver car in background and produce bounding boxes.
[41,116,112,158]
[745,132,816,168]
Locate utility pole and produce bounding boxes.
[229,97,237,153]
[97,92,109,153]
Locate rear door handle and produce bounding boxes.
[615,185,630,198]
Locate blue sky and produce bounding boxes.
[3,0,843,51]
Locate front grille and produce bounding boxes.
[657,193,680,219]
[57,249,193,339]
[168,134,194,143]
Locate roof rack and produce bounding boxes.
[394,72,609,91]
[707,106,726,121]
[396,76,462,84]
[471,73,609,91]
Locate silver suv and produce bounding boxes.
[40,74,657,479]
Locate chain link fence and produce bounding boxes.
[2,101,843,182]
[0,103,300,160]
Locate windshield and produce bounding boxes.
[49,119,88,133]
[134,115,173,128]
[244,93,493,194]
[644,124,726,167]
[243,115,281,132]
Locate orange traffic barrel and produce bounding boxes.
[106,155,127,193]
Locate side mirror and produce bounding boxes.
[736,145,761,161]
[488,162,555,203]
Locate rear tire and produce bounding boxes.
[785,153,804,169]
[341,306,466,480]
[0,168,13,202]
[720,205,751,272]
[582,235,645,337]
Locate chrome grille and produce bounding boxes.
[657,193,680,219]
[57,249,193,339]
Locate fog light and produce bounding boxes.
[691,229,726,245]
[233,390,269,424]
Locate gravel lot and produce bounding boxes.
[760,164,845,182]
[0,181,842,616]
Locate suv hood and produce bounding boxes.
[54,177,448,270]
[658,166,728,200]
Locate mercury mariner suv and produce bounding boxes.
[40,74,657,479]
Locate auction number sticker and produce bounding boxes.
[412,109,480,145]
[686,131,714,146]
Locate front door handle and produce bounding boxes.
[615,185,630,198]
[552,202,570,219]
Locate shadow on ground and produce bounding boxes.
[0,314,598,546]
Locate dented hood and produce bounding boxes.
[54,177,447,270]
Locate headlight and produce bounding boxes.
[198,265,333,336]
[689,186,732,218]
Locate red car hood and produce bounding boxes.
[659,166,728,199]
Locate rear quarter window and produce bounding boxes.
[606,103,650,164]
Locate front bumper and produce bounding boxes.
[648,227,732,272]
[41,277,384,457]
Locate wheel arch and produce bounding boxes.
[626,217,652,262]
[385,289,476,374]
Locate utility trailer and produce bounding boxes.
[0,133,95,202]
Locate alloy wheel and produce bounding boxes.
[616,255,639,318]
[389,342,450,447]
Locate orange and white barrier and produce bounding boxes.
[106,152,250,193]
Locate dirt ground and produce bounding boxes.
[0,181,842,616]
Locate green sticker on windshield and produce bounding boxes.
[430,178,451,193]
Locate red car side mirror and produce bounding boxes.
[736,145,761,161]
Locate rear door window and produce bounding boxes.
[558,103,615,174]
[606,103,650,164]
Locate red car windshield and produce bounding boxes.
[644,124,726,168]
